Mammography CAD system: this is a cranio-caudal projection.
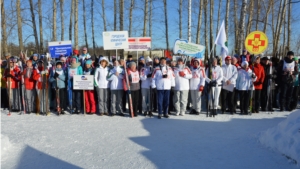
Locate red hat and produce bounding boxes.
[225,56,232,60]
[73,49,79,55]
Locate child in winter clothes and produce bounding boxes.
[67,57,83,114]
[50,61,67,114]
[94,57,109,116]
[83,59,96,114]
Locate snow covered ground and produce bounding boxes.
[1,109,299,169]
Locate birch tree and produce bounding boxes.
[102,0,107,31]
[143,0,148,36]
[196,0,203,44]
[179,0,182,39]
[225,0,230,36]
[209,0,214,52]
[91,0,95,52]
[53,0,57,41]
[164,0,169,50]
[119,0,124,30]
[29,0,39,51]
[69,0,74,41]
[83,0,88,48]
[60,0,64,41]
[238,0,247,54]
[129,0,134,36]
[16,0,23,51]
[74,0,79,49]
[1,0,8,54]
[38,0,44,52]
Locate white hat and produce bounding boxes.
[241,61,249,67]
[146,56,153,63]
[99,57,109,63]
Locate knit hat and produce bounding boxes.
[287,51,294,56]
[73,49,79,55]
[146,56,153,63]
[99,57,109,63]
[241,61,249,67]
[56,61,62,66]
[139,56,145,61]
[85,59,92,65]
[128,61,136,67]
[82,47,87,51]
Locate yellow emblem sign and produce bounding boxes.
[244,31,268,54]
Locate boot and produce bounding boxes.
[148,111,153,117]
[143,111,148,116]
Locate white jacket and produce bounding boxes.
[205,65,223,86]
[190,66,206,90]
[222,64,238,87]
[107,66,124,90]
[151,65,175,90]
[94,65,109,88]
[140,66,153,89]
[236,68,257,91]
[173,65,192,90]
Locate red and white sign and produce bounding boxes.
[125,37,151,51]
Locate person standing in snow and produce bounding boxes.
[236,61,257,115]
[82,59,96,114]
[173,58,192,116]
[36,60,50,115]
[290,57,300,110]
[205,57,223,116]
[139,56,153,117]
[151,57,175,119]
[94,57,110,116]
[1,60,9,110]
[189,59,206,115]
[221,56,238,114]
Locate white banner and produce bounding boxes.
[173,39,205,58]
[124,37,151,51]
[73,75,94,90]
[103,31,129,50]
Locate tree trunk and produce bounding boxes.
[69,0,74,41]
[246,0,253,35]
[179,0,182,39]
[83,0,88,48]
[209,0,214,52]
[114,0,117,31]
[60,0,64,41]
[274,0,288,55]
[53,0,57,41]
[196,0,203,44]
[204,0,208,59]
[119,0,124,30]
[164,0,169,50]
[91,0,95,53]
[238,0,247,55]
[38,0,44,52]
[102,0,107,31]
[225,0,230,36]
[234,0,238,53]
[143,0,148,36]
[188,0,192,42]
[216,0,222,37]
[74,0,78,49]
[263,0,272,33]
[149,0,152,56]
[255,0,261,30]
[1,0,8,55]
[16,0,23,51]
[129,0,134,36]
[287,0,291,50]
[29,0,39,52]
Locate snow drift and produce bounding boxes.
[259,111,300,165]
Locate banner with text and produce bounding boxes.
[124,37,151,51]
[73,75,94,90]
[103,31,129,50]
[173,39,205,58]
[48,41,72,58]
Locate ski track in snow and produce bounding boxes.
[1,110,298,169]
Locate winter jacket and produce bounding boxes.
[294,63,300,86]
[173,65,192,91]
[94,65,109,88]
[67,63,83,88]
[1,67,6,88]
[151,65,175,90]
[261,63,277,90]
[123,68,140,91]
[21,67,40,90]
[189,66,206,90]
[251,63,265,89]
[140,66,152,89]
[49,68,67,89]
[205,65,223,86]
[3,66,21,89]
[277,57,299,85]
[222,64,238,87]
[236,68,257,91]
[107,66,124,90]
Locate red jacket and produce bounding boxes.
[21,67,40,90]
[3,66,21,89]
[251,63,265,89]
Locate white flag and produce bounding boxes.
[215,20,228,64]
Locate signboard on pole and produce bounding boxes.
[173,39,205,58]
[244,31,268,54]
[73,75,94,90]
[103,31,129,50]
[124,37,151,51]
[48,41,72,58]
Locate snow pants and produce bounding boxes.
[280,82,293,109]
[72,90,82,111]
[190,90,202,113]
[157,90,170,115]
[84,90,96,113]
[1,88,9,109]
[173,90,189,114]
[128,90,139,116]
[110,90,124,114]
[221,88,235,113]
[141,88,151,112]
[209,86,221,109]
[239,90,251,114]
[96,88,108,113]
[25,89,36,112]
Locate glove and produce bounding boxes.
[147,74,152,78]
[179,71,185,77]
[54,72,59,79]
[251,74,256,78]
[41,71,45,75]
[171,87,174,90]
[199,86,204,92]
[126,90,131,95]
[210,80,217,87]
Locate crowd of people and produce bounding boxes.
[0,48,299,119]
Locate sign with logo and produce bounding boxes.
[124,37,151,51]
[173,39,205,58]
[48,41,73,58]
[103,31,129,50]
[73,75,94,90]
[245,31,268,54]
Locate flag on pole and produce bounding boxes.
[215,20,228,64]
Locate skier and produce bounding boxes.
[151,57,175,119]
[189,59,206,115]
[251,55,265,113]
[107,59,125,116]
[83,59,96,114]
[173,57,192,116]
[94,57,110,116]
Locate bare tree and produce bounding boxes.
[216,0,222,37]
[83,0,88,48]
[114,0,117,31]
[164,0,169,50]
[255,0,261,30]
[29,0,39,52]
[143,0,148,36]
[1,0,8,54]
[69,0,74,41]
[60,0,64,41]
[16,0,23,51]
[209,0,214,52]
[129,0,134,36]
[149,0,152,55]
[225,0,230,36]
[120,0,124,30]
[91,0,95,52]
[238,0,248,54]
[196,0,203,44]
[273,0,288,55]
[287,0,291,49]
[262,0,272,33]
[38,0,44,52]
[102,0,107,31]
[53,0,57,41]
[179,0,182,39]
[246,0,254,35]
[204,0,208,59]
[74,0,79,49]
